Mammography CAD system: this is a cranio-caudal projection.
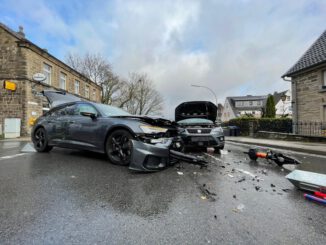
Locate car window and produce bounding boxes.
[74,104,98,116]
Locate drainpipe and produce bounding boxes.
[282,76,297,134]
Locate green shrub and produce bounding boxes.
[223,118,292,136]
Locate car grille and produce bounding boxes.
[186,128,212,134]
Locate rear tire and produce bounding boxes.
[106,129,134,166]
[33,127,53,152]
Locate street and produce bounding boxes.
[0,141,325,244]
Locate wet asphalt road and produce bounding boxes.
[0,141,325,244]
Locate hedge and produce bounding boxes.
[222,118,292,136]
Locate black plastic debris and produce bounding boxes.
[238,177,246,183]
[199,186,217,202]
[255,186,261,191]
[271,184,275,188]
[282,188,291,193]
[233,194,237,199]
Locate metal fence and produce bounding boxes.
[293,122,326,137]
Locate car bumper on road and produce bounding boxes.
[129,139,171,172]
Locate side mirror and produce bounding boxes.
[80,111,97,119]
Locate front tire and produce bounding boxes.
[33,127,53,152]
[214,145,224,153]
[106,129,134,166]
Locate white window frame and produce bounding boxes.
[92,89,96,100]
[43,63,52,85]
[59,72,66,90]
[85,85,90,98]
[74,80,80,94]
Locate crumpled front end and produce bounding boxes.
[129,138,208,172]
[129,139,172,172]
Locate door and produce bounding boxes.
[66,103,101,149]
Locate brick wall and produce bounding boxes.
[292,67,326,122]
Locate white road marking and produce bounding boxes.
[204,153,223,163]
[0,153,27,161]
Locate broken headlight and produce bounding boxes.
[140,125,168,134]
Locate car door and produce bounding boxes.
[47,106,70,145]
[66,103,102,150]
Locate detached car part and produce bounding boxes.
[244,148,301,166]
[129,139,208,172]
[286,170,326,192]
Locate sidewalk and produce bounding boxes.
[226,136,326,156]
[0,137,31,142]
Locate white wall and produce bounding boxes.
[275,90,292,117]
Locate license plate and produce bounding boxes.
[191,136,211,142]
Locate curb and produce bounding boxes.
[0,137,31,142]
[226,139,326,157]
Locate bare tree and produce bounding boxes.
[118,73,164,115]
[66,52,120,104]
[65,53,163,115]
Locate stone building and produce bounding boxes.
[282,30,326,133]
[0,23,102,137]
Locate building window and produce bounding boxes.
[43,63,52,85]
[249,101,253,106]
[92,89,96,100]
[59,72,66,90]
[323,70,326,87]
[85,85,90,98]
[74,80,80,94]
[257,100,261,106]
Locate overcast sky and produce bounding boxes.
[1,0,326,118]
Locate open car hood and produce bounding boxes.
[175,101,217,122]
[42,90,82,108]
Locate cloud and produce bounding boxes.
[1,0,326,118]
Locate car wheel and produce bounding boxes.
[106,129,134,166]
[33,127,53,152]
[214,145,224,153]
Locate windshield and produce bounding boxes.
[95,103,131,116]
[178,118,213,124]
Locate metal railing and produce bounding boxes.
[293,122,326,137]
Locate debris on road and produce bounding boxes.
[286,170,326,192]
[199,185,217,202]
[233,203,245,213]
[177,171,184,175]
[255,186,261,191]
[304,194,326,205]
[237,176,246,183]
[228,174,234,178]
[244,148,301,166]
[233,194,237,199]
[220,150,228,155]
[271,184,275,188]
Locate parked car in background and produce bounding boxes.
[175,101,225,152]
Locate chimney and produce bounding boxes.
[17,25,25,38]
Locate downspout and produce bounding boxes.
[282,76,297,134]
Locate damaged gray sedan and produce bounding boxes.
[32,91,206,172]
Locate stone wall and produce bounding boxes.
[0,24,102,137]
[292,67,326,122]
[24,45,101,102]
